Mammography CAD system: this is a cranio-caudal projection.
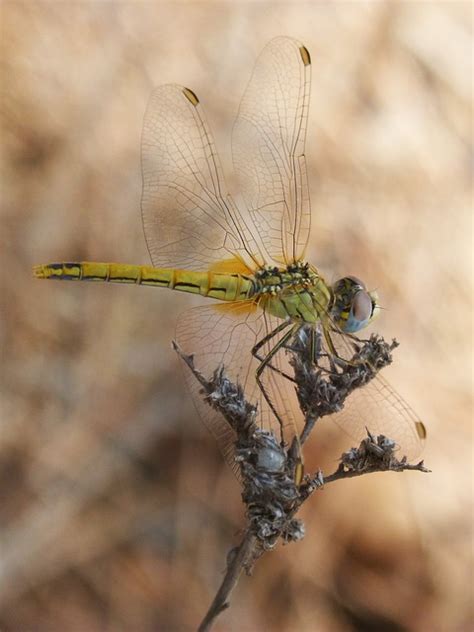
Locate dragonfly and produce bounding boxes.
[34,37,426,476]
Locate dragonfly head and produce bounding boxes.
[331,276,380,333]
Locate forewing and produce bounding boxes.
[141,84,262,270]
[232,37,312,265]
[175,302,300,476]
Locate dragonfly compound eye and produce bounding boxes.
[349,290,373,328]
[345,275,366,290]
[331,277,377,333]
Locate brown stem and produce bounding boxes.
[197,531,258,632]
[323,460,430,484]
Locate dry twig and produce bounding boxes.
[173,328,429,632]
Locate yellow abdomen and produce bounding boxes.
[33,262,255,302]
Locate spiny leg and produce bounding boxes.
[322,324,375,374]
[251,319,297,383]
[252,322,300,445]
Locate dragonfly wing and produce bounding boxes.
[328,373,426,462]
[141,84,262,270]
[232,36,312,265]
[320,329,426,461]
[175,302,300,477]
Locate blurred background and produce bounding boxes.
[1,2,472,631]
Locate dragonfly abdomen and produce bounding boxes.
[33,262,256,301]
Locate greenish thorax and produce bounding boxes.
[254,262,331,324]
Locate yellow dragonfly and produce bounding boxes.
[34,37,426,474]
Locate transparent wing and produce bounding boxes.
[232,36,312,265]
[175,302,300,477]
[141,84,263,271]
[322,329,426,461]
[330,373,426,461]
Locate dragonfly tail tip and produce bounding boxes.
[33,264,46,279]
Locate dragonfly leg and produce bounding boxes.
[323,325,377,374]
[252,320,297,383]
[252,322,300,445]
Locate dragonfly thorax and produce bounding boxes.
[255,262,331,324]
[255,261,314,291]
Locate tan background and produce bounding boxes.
[1,2,472,631]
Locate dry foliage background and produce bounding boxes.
[1,2,472,631]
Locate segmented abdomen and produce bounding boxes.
[33,262,255,302]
